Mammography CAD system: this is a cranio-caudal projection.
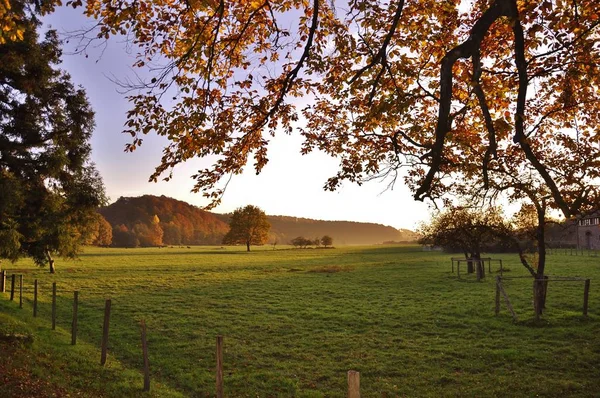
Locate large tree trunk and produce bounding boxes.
[533,204,548,320]
[45,249,56,274]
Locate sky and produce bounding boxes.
[42,6,432,231]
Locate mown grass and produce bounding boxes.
[1,244,599,397]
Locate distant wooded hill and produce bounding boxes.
[262,215,417,245]
[100,195,418,247]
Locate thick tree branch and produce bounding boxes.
[415,0,509,201]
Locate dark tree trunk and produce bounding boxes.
[246,241,250,252]
[533,202,547,320]
[474,252,484,281]
[466,251,474,274]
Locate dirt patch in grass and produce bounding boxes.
[307,265,352,273]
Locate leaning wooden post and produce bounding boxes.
[33,279,38,317]
[71,291,79,345]
[495,277,501,316]
[10,274,15,300]
[216,335,224,398]
[0,270,5,293]
[140,320,150,392]
[348,370,360,398]
[583,279,590,317]
[100,299,112,365]
[51,283,57,330]
[19,275,23,308]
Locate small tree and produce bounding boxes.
[419,206,509,278]
[222,205,270,251]
[291,236,312,248]
[321,235,333,248]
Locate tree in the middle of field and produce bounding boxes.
[223,205,270,252]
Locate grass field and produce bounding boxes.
[1,244,599,397]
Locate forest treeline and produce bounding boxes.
[99,195,229,246]
[97,195,417,247]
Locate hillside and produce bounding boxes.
[101,195,418,247]
[264,215,418,245]
[100,195,229,246]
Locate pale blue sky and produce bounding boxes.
[43,6,431,231]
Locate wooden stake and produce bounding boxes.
[19,275,23,308]
[495,277,501,316]
[216,335,224,398]
[498,280,518,322]
[51,283,57,330]
[33,279,38,317]
[140,320,150,392]
[348,370,360,398]
[583,279,590,317]
[10,274,15,301]
[1,270,5,293]
[71,291,78,345]
[101,299,111,365]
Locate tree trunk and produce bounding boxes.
[533,202,548,319]
[466,251,474,274]
[474,253,484,281]
[533,277,548,320]
[246,241,250,252]
[45,249,56,274]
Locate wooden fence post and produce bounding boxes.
[1,270,5,293]
[348,370,360,398]
[52,283,56,330]
[140,320,150,392]
[495,277,501,316]
[216,335,224,398]
[101,299,112,365]
[583,279,590,317]
[19,275,23,308]
[71,291,78,345]
[10,274,15,301]
[33,279,38,317]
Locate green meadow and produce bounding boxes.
[1,245,599,397]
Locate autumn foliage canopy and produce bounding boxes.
[4,0,600,218]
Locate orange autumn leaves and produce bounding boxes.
[10,1,600,216]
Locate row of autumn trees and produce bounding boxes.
[291,236,333,248]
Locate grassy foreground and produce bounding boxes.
[1,244,599,397]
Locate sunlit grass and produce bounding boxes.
[1,245,599,397]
